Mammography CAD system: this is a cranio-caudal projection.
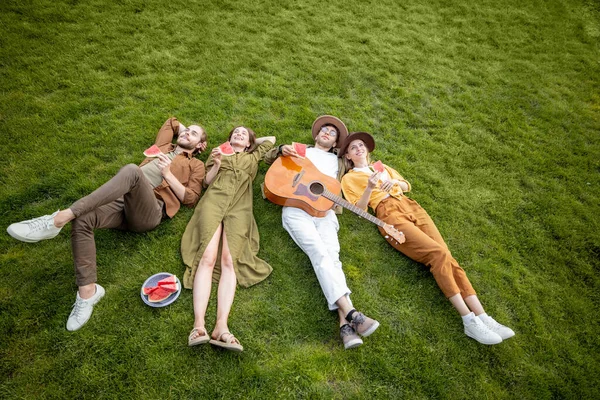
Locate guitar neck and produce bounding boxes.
[322,189,386,228]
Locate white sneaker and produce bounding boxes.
[464,316,503,345]
[66,284,105,331]
[479,314,515,340]
[7,211,62,243]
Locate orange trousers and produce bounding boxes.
[376,197,476,299]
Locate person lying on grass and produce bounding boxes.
[263,115,380,350]
[7,118,208,331]
[181,126,276,353]
[340,131,515,345]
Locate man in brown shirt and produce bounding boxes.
[7,118,207,331]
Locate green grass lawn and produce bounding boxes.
[1,0,599,398]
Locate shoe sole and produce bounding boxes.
[189,337,210,346]
[209,340,243,352]
[358,320,380,337]
[7,228,60,243]
[465,331,503,345]
[344,338,363,350]
[7,228,40,243]
[498,331,515,340]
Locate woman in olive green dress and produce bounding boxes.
[181,126,275,352]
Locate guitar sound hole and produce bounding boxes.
[309,182,324,195]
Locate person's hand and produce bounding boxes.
[367,171,380,189]
[198,141,208,153]
[281,144,298,157]
[380,179,395,192]
[157,153,172,177]
[210,147,222,168]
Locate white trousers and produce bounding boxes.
[282,207,352,310]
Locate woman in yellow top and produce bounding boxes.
[181,126,275,352]
[340,132,514,345]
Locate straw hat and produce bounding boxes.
[311,115,349,148]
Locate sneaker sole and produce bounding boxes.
[7,228,61,243]
[465,331,503,345]
[344,338,363,350]
[358,320,380,337]
[7,228,40,243]
[497,331,515,340]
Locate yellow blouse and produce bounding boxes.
[341,164,411,211]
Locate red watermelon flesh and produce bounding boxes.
[144,275,179,296]
[292,142,307,158]
[218,141,235,156]
[159,283,178,293]
[143,286,158,295]
[144,283,177,295]
[372,160,385,173]
[157,275,177,286]
[147,287,174,303]
[143,144,162,158]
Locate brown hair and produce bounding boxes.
[187,123,207,155]
[228,126,256,152]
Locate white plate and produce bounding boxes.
[140,272,181,308]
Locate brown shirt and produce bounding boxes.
[139,118,205,218]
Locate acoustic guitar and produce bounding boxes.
[264,155,405,245]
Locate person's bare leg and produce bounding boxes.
[335,296,354,325]
[464,295,485,316]
[78,283,97,299]
[190,224,223,340]
[212,229,239,345]
[448,293,471,316]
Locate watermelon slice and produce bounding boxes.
[159,283,179,293]
[372,160,385,173]
[143,144,162,158]
[143,283,177,295]
[143,286,158,295]
[292,142,307,158]
[147,287,175,303]
[143,275,179,296]
[218,141,235,156]
[157,275,177,286]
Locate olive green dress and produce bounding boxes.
[181,141,274,289]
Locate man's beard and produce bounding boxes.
[177,139,197,151]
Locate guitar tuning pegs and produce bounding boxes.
[384,235,389,239]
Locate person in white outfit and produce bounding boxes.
[264,115,379,350]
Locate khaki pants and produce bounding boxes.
[376,197,476,299]
[70,164,163,286]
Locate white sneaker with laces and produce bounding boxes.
[66,284,105,331]
[478,314,515,340]
[7,211,62,243]
[464,316,503,345]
